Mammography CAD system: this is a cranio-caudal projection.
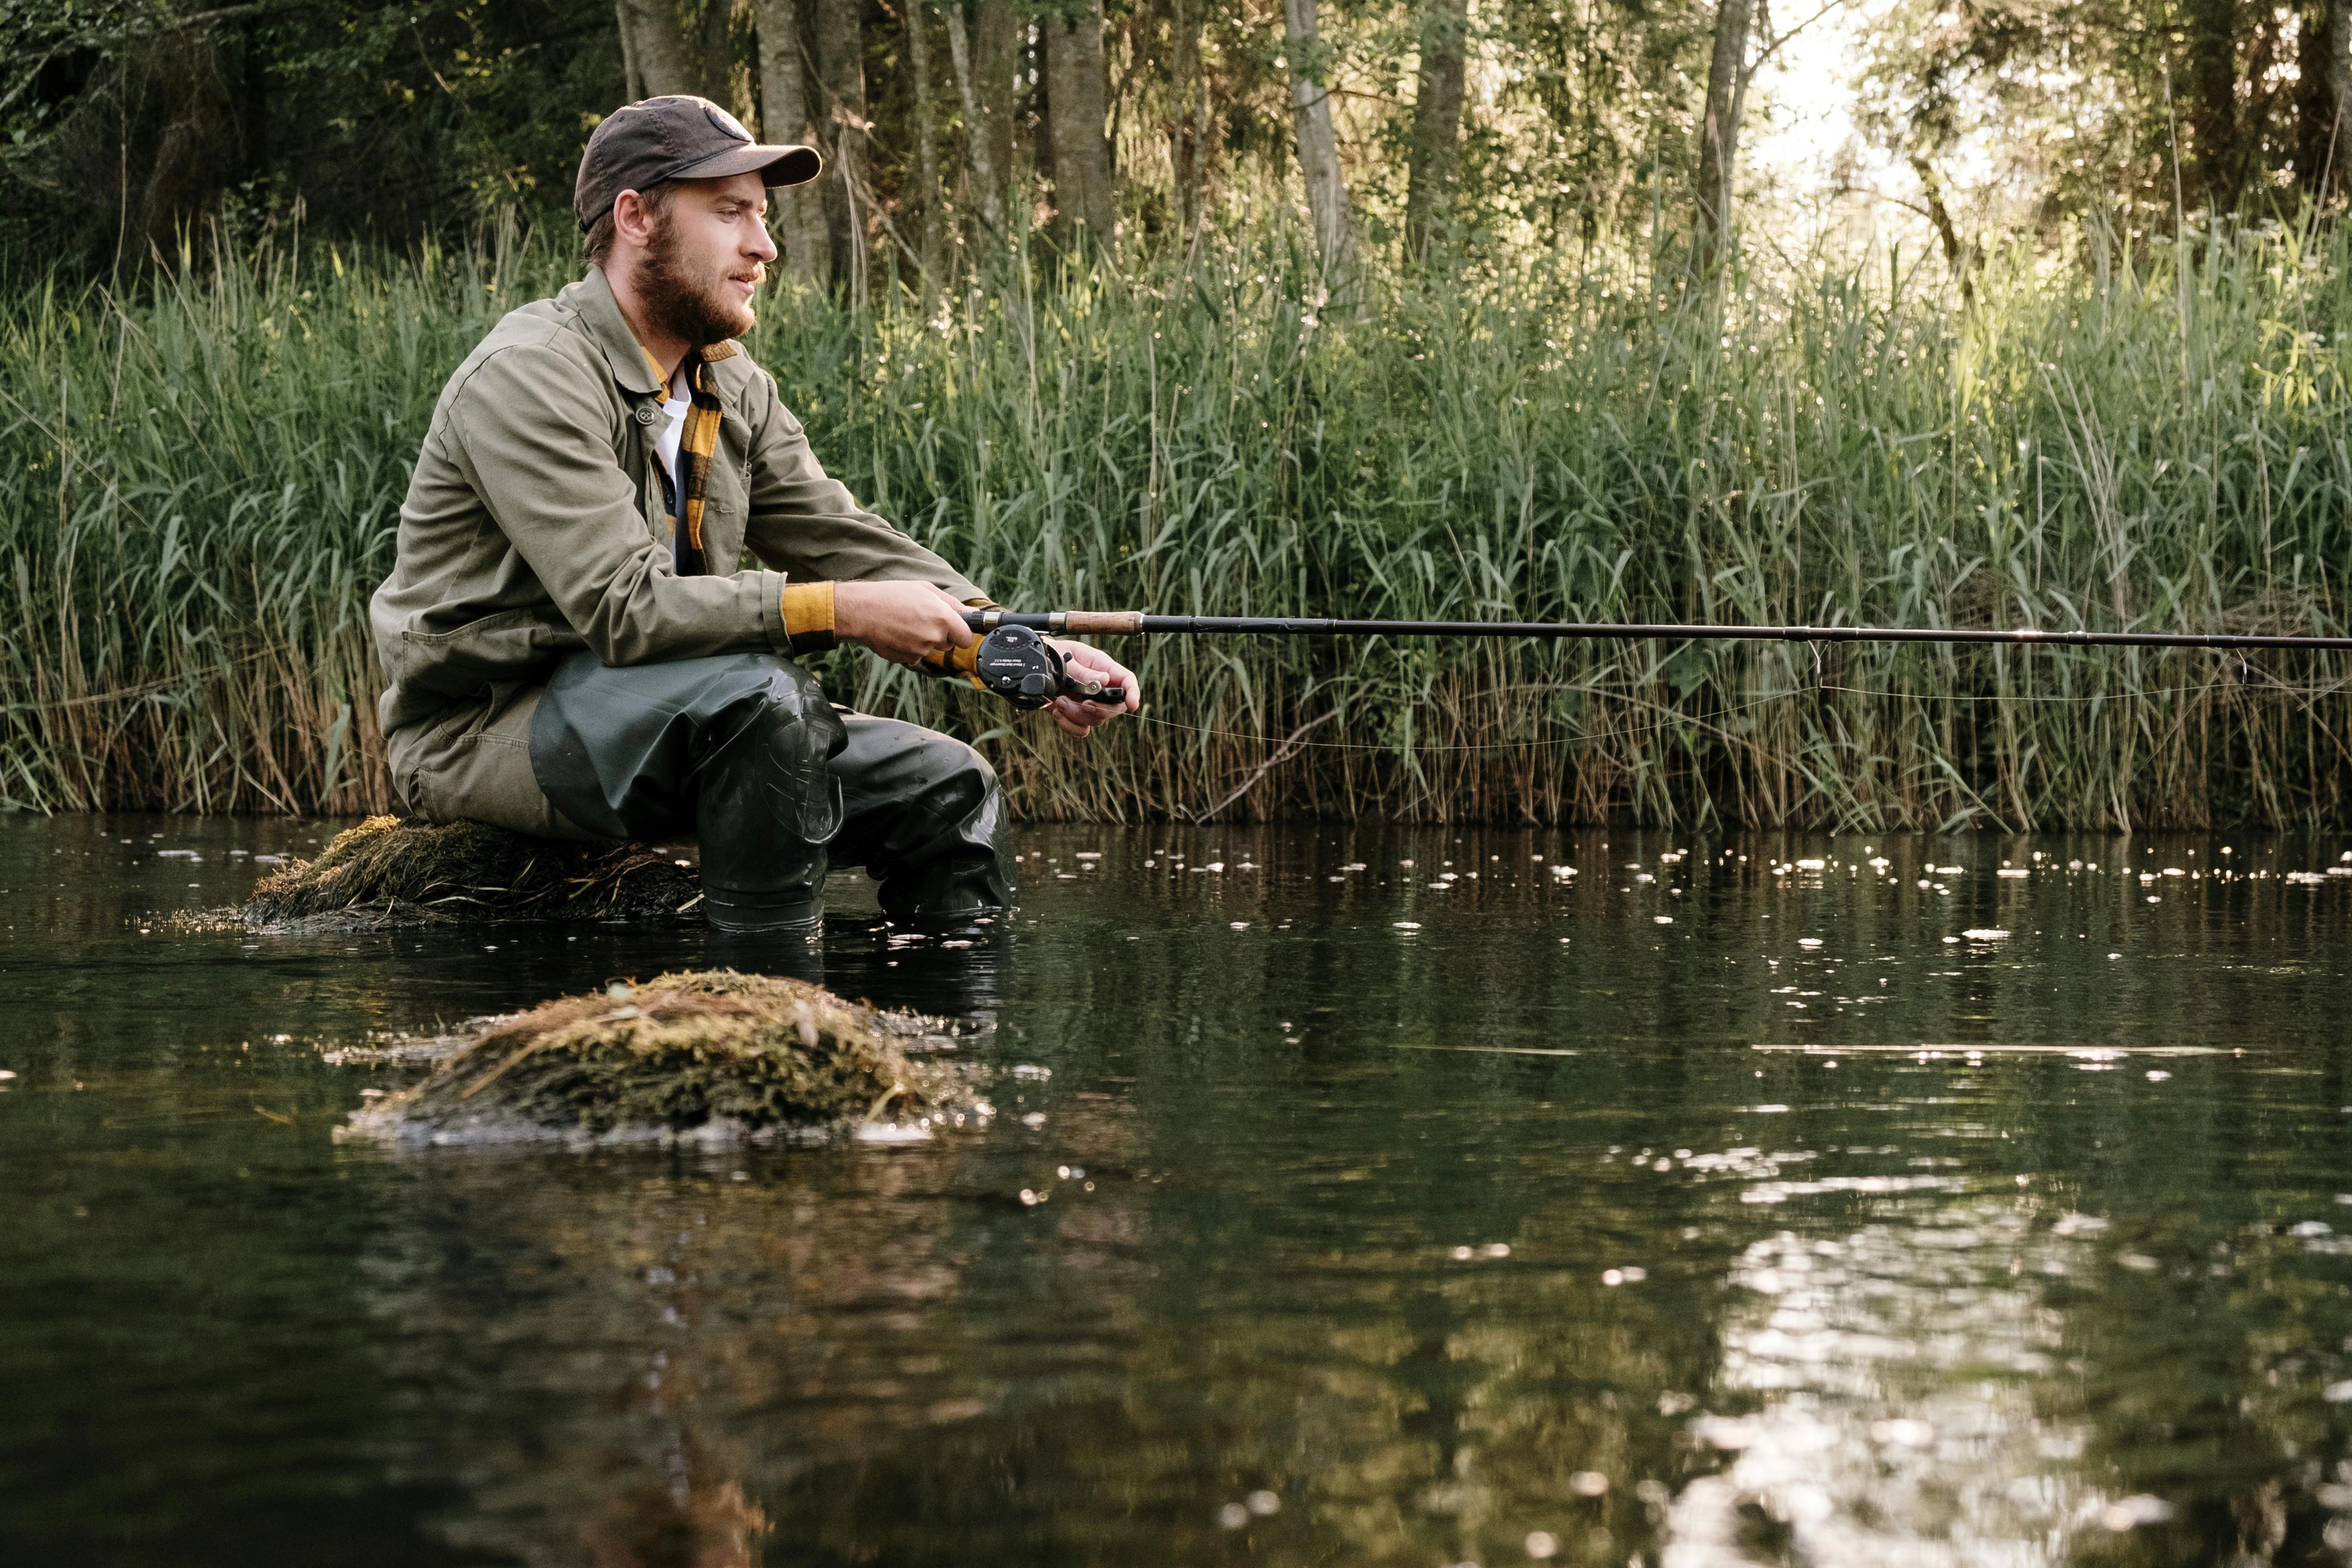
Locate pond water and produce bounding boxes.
[6,813,2352,1567]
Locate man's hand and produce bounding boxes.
[1044,639,1140,738]
[834,580,975,665]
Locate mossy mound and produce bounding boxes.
[344,969,977,1144]
[244,815,701,930]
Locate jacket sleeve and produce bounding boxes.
[738,368,987,604]
[443,342,791,666]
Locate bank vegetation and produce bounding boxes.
[3,212,2349,829]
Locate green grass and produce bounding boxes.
[3,215,2350,827]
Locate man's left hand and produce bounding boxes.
[1045,639,1140,739]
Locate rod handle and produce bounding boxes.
[1060,610,1144,635]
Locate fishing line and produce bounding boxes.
[1128,682,1803,755]
[1011,606,2352,766]
[1816,660,2352,707]
[1121,663,2352,754]
[1810,679,2244,704]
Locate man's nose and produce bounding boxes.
[748,222,778,264]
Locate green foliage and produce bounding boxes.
[1857,0,2346,228]
[3,214,2350,827]
[0,1,621,274]
[2,0,2344,295]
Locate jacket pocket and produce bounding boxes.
[396,607,583,701]
[698,446,750,574]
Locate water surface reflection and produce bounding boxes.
[6,818,2352,1565]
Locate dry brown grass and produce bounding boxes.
[346,969,970,1142]
[244,815,701,928]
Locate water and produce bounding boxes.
[6,815,2352,1567]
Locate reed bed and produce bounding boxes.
[3,217,2349,828]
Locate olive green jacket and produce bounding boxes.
[370,267,982,742]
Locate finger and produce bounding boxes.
[938,589,977,645]
[1061,666,1135,714]
[1075,648,1135,687]
[1054,694,1111,731]
[1066,652,1134,700]
[1078,652,1141,711]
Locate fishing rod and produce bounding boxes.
[958,607,2352,708]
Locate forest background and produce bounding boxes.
[1,0,2350,831]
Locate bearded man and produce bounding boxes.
[369,95,1137,933]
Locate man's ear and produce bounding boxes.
[611,189,656,250]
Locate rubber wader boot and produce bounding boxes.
[692,671,846,934]
[831,710,1015,922]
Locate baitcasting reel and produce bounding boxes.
[974,625,1127,710]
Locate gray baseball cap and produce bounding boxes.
[575,95,822,230]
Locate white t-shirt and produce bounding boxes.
[653,366,691,486]
[652,366,691,563]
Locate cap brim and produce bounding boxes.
[670,142,823,188]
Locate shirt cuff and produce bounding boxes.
[781,580,837,653]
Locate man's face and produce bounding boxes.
[635,172,777,348]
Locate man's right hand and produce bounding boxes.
[833,580,977,666]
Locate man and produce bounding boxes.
[370,95,1137,933]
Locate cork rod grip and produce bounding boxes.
[1061,610,1145,634]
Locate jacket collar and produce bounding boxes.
[570,267,741,397]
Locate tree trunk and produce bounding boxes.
[813,0,868,295]
[974,0,1018,226]
[2298,1,2331,192]
[2331,0,2352,197]
[1030,20,1053,210]
[907,0,945,304]
[1042,0,1115,250]
[694,0,732,107]
[2185,0,2242,211]
[1282,0,1354,280]
[618,2,643,98]
[616,0,695,98]
[944,2,1004,238]
[615,0,730,101]
[1909,153,1977,306]
[1693,0,1755,271]
[756,0,828,286]
[1170,0,1205,237]
[1403,0,1468,262]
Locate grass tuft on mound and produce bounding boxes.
[245,815,700,927]
[348,970,964,1141]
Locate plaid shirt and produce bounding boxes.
[648,346,728,578]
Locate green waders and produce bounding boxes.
[525,651,1013,931]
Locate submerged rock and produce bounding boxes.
[343,969,980,1145]
[244,815,700,931]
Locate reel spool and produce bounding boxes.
[974,625,1126,710]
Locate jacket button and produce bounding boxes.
[634,405,657,425]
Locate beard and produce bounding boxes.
[634,218,757,347]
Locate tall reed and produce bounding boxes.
[3,216,2348,827]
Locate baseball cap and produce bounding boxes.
[575,95,822,230]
